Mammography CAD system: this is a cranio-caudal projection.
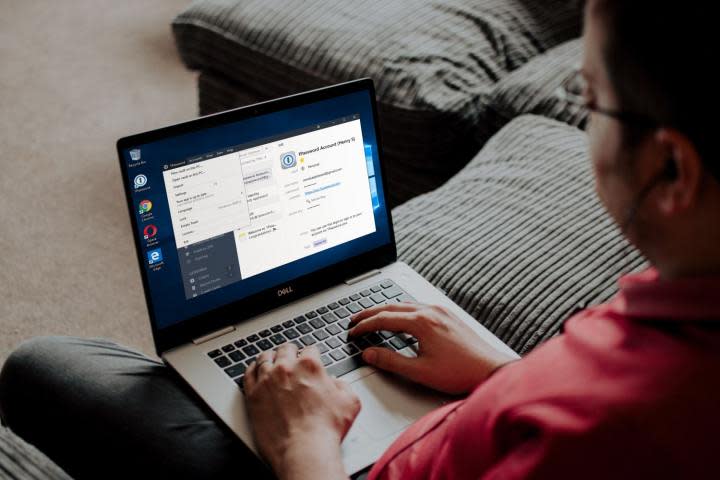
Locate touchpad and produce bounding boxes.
[344,371,447,441]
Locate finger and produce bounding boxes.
[349,311,421,338]
[350,302,420,324]
[256,350,276,379]
[362,347,420,379]
[244,362,257,392]
[274,342,298,367]
[299,344,321,360]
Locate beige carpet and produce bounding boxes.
[0,0,197,365]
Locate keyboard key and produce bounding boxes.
[305,311,319,319]
[317,342,330,354]
[338,297,351,306]
[271,325,284,333]
[354,338,371,350]
[242,345,260,356]
[347,303,362,314]
[338,318,351,329]
[330,349,347,361]
[365,333,384,345]
[320,354,333,367]
[322,312,338,324]
[313,330,329,341]
[301,335,317,346]
[335,307,350,318]
[327,355,365,378]
[245,357,257,367]
[291,340,303,349]
[229,350,246,363]
[208,349,222,358]
[259,329,272,338]
[235,376,244,390]
[337,331,350,342]
[310,318,325,329]
[383,286,404,299]
[342,343,360,356]
[297,323,313,334]
[397,293,415,303]
[326,324,342,336]
[294,315,308,323]
[257,339,274,351]
[379,330,394,339]
[282,320,295,328]
[349,293,361,301]
[407,336,419,344]
[247,334,260,343]
[221,344,235,353]
[380,280,394,288]
[284,328,300,340]
[327,302,340,310]
[270,334,286,346]
[359,298,374,309]
[224,363,246,378]
[326,337,342,349]
[390,337,409,350]
[316,306,329,315]
[370,285,382,293]
[234,339,248,348]
[360,289,372,297]
[214,356,231,368]
[370,293,386,304]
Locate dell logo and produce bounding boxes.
[277,286,294,297]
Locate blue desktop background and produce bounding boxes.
[122,90,392,330]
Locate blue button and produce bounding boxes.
[147,248,163,265]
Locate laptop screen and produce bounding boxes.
[120,89,391,331]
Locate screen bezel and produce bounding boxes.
[117,78,397,355]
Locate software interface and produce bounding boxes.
[162,116,377,299]
[124,90,391,329]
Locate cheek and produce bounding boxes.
[587,118,626,220]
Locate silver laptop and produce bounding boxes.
[117,79,518,475]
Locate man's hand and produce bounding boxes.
[349,303,516,394]
[244,343,360,480]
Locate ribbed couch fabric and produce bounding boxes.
[172,0,582,205]
[0,428,70,480]
[393,115,647,354]
[488,39,587,132]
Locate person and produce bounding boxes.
[2,0,720,478]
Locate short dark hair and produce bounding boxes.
[589,0,718,180]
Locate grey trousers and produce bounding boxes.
[0,336,275,480]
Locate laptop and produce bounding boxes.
[117,78,518,475]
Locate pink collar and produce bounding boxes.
[610,268,720,320]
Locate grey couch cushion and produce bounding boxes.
[0,427,71,479]
[173,0,582,205]
[394,115,647,354]
[488,38,587,131]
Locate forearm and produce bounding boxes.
[273,436,349,480]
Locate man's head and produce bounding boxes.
[582,0,720,278]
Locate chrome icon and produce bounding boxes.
[138,199,152,214]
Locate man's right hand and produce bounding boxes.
[349,303,517,394]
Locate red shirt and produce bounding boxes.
[368,269,720,479]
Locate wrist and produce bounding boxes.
[273,429,347,480]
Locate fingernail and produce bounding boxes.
[364,349,377,363]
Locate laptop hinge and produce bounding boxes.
[192,326,236,345]
[345,269,382,286]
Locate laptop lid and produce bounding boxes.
[117,79,396,355]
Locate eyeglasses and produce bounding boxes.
[556,67,659,129]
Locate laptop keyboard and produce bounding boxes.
[205,279,418,392]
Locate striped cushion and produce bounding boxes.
[487,38,588,131]
[173,0,582,205]
[0,428,71,480]
[394,115,647,354]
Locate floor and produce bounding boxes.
[0,0,197,365]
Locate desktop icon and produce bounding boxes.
[147,248,163,265]
[129,149,141,161]
[138,199,152,214]
[133,174,148,189]
[280,151,297,169]
[143,224,158,240]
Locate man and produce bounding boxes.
[2,0,719,478]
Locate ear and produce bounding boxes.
[653,128,703,216]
